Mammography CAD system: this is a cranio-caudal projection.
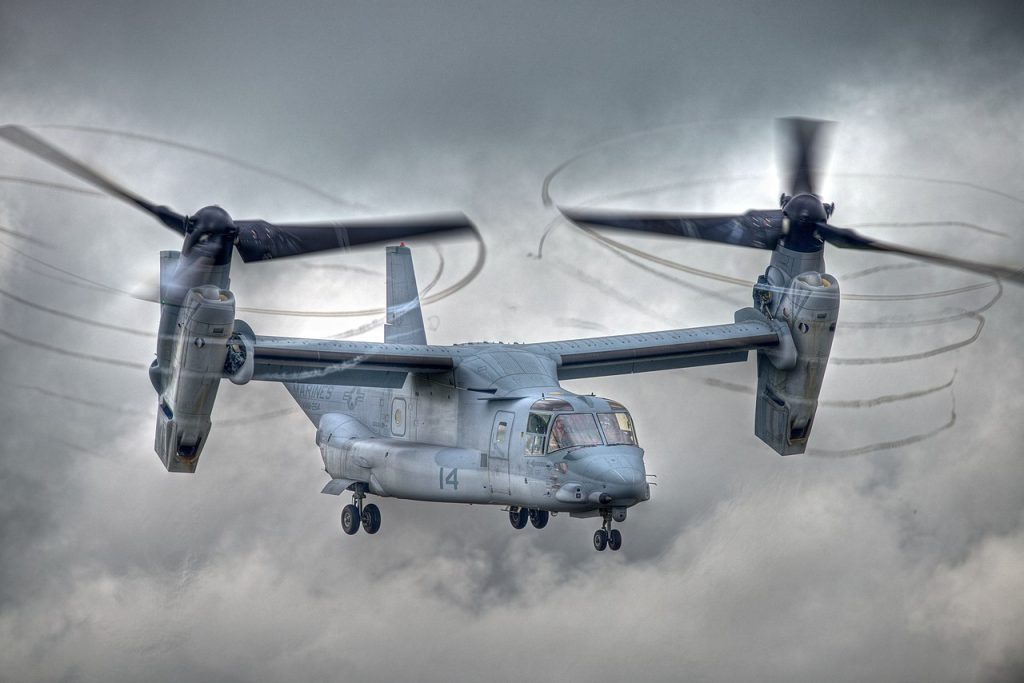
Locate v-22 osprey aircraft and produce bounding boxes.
[5,120,1020,551]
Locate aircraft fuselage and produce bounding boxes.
[290,363,650,517]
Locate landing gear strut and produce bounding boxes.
[594,508,622,552]
[341,485,381,535]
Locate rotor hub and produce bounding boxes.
[183,205,238,263]
[782,193,828,223]
[188,205,237,236]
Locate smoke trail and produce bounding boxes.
[841,279,1003,329]
[0,326,147,369]
[693,371,956,408]
[33,124,374,212]
[11,383,147,416]
[0,175,104,197]
[537,128,1017,304]
[11,381,302,427]
[215,407,303,426]
[0,223,52,247]
[1,124,484,318]
[807,397,957,458]
[832,314,984,365]
[0,238,126,294]
[0,285,154,337]
[557,318,610,333]
[557,262,667,321]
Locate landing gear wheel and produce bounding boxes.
[593,529,608,551]
[509,507,528,530]
[341,504,360,535]
[529,509,549,529]
[608,528,622,551]
[361,503,381,534]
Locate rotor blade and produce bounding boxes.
[0,125,187,234]
[233,212,477,262]
[817,222,1024,283]
[558,206,785,249]
[777,117,834,196]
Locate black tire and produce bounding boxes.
[509,507,528,529]
[529,509,549,529]
[608,528,622,551]
[593,529,608,551]
[361,503,381,534]
[341,504,360,535]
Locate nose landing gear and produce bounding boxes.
[361,503,381,534]
[341,503,360,535]
[340,485,381,536]
[594,509,623,551]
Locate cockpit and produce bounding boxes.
[523,396,638,456]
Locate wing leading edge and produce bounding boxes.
[523,319,781,379]
[250,335,457,388]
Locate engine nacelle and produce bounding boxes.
[154,285,235,472]
[744,270,840,455]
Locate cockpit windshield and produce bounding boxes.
[597,412,638,446]
[547,413,604,452]
[524,403,639,456]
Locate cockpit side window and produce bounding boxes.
[598,412,638,446]
[548,413,604,452]
[524,412,551,456]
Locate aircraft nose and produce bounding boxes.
[567,446,646,501]
[595,464,646,503]
[601,465,642,485]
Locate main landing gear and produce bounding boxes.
[593,509,622,552]
[341,486,381,536]
[508,506,549,530]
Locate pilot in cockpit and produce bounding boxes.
[549,418,569,451]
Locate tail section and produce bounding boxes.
[270,245,428,430]
[385,245,427,345]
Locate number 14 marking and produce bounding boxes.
[439,467,459,490]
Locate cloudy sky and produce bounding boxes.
[1,1,1023,681]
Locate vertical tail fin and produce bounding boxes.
[385,245,427,345]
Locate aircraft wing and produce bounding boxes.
[243,315,781,387]
[250,335,456,388]
[522,319,781,379]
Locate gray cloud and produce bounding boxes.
[1,2,1023,682]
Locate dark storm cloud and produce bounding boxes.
[2,1,1019,152]
[1,2,1023,682]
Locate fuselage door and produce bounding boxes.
[488,410,514,496]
